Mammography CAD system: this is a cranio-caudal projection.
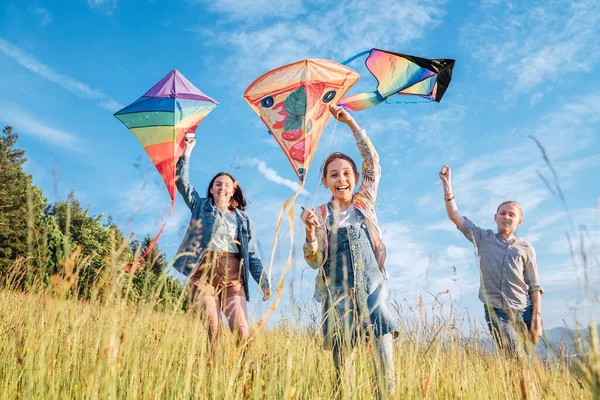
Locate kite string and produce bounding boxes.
[310,117,339,208]
[430,101,448,166]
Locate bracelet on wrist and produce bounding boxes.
[445,195,455,202]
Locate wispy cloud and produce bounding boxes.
[99,99,124,112]
[382,222,431,287]
[417,92,600,221]
[116,180,190,242]
[193,0,446,84]
[381,222,479,304]
[461,0,600,100]
[0,37,121,110]
[246,158,310,196]
[196,0,305,20]
[32,7,51,26]
[87,0,118,15]
[0,100,82,151]
[425,220,459,233]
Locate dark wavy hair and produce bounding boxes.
[321,152,359,178]
[206,172,247,211]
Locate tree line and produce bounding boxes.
[0,126,186,309]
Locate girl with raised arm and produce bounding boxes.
[173,134,271,346]
[301,104,398,395]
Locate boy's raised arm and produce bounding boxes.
[439,165,465,228]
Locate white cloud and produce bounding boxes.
[195,0,446,83]
[197,0,305,20]
[443,245,472,262]
[32,7,51,26]
[87,0,118,14]
[461,0,600,97]
[530,93,543,106]
[0,100,81,151]
[116,180,190,241]
[99,100,124,112]
[381,222,434,293]
[425,220,457,233]
[246,158,310,196]
[417,93,600,222]
[0,37,121,110]
[0,37,104,99]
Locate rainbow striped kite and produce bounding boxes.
[115,70,218,267]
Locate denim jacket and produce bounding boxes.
[172,156,269,301]
[302,129,388,302]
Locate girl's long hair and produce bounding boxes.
[206,172,247,211]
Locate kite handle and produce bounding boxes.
[341,49,371,66]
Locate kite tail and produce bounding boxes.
[123,198,175,272]
[341,49,371,66]
[339,91,386,111]
[255,179,305,332]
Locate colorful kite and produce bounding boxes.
[244,59,359,181]
[338,48,455,111]
[114,70,218,267]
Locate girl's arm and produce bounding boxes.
[329,105,380,207]
[176,136,201,211]
[439,165,465,227]
[301,208,325,270]
[247,218,271,300]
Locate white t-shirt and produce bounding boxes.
[335,205,358,228]
[207,211,239,253]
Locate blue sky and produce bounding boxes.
[1,0,599,334]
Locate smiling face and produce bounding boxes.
[322,158,359,202]
[209,175,235,204]
[494,202,523,235]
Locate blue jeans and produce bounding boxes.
[484,303,533,355]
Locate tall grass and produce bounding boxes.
[0,273,593,399]
[0,138,597,399]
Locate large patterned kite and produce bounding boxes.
[114,70,218,266]
[244,59,360,181]
[339,48,455,111]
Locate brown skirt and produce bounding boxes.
[189,251,245,300]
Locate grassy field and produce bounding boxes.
[0,283,596,400]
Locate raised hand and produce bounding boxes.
[439,165,451,185]
[439,165,453,196]
[329,104,361,133]
[183,133,196,157]
[328,104,353,123]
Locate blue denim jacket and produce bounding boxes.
[172,156,269,301]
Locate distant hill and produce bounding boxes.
[539,324,600,358]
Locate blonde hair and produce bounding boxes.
[496,200,523,218]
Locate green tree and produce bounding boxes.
[127,235,183,308]
[45,191,112,299]
[0,126,46,274]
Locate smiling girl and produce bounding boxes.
[173,134,271,347]
[301,104,398,395]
